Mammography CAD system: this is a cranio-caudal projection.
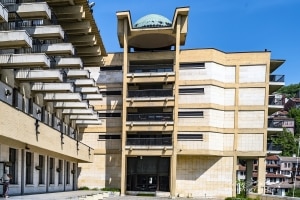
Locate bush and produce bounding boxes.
[101,187,120,192]
[78,186,90,190]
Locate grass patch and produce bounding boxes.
[78,186,90,190]
[101,187,120,192]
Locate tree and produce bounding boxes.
[277,83,300,98]
[271,129,297,156]
[288,108,300,137]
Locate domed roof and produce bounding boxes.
[134,14,172,29]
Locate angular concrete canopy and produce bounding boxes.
[116,7,189,50]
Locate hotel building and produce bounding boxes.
[0,2,285,199]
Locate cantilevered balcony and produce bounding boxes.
[5,2,51,19]
[52,5,85,21]
[44,93,82,102]
[55,57,83,69]
[126,137,172,146]
[127,113,173,122]
[76,46,101,56]
[54,102,89,109]
[41,43,75,56]
[68,35,96,46]
[23,25,64,39]
[82,94,102,100]
[15,69,63,82]
[73,79,95,87]
[268,95,284,115]
[69,114,98,120]
[0,53,50,68]
[62,108,94,115]
[0,3,8,22]
[67,70,90,79]
[267,142,282,155]
[75,87,99,94]
[74,119,101,125]
[269,75,285,94]
[31,82,74,92]
[0,30,32,49]
[128,89,173,98]
[61,21,91,35]
[267,119,283,133]
[82,56,102,66]
[45,0,75,6]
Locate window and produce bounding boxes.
[179,88,204,94]
[98,112,121,118]
[9,148,17,184]
[98,135,121,140]
[66,162,70,184]
[178,134,203,140]
[178,111,204,117]
[58,160,63,184]
[38,155,44,184]
[25,152,33,184]
[100,66,122,71]
[100,90,122,96]
[180,62,205,69]
[49,158,55,184]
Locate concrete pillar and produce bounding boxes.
[257,157,266,194]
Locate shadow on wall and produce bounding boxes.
[176,155,222,181]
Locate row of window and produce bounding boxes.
[98,134,203,140]
[99,63,205,71]
[98,111,204,118]
[8,148,74,185]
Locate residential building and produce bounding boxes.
[0,0,105,195]
[77,7,285,198]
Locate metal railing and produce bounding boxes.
[128,89,173,98]
[127,113,173,121]
[126,137,172,146]
[268,119,283,128]
[270,75,285,82]
[129,64,173,73]
[269,96,283,105]
[267,143,282,151]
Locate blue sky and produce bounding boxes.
[93,0,300,85]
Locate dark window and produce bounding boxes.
[98,113,121,118]
[100,90,122,96]
[9,148,17,184]
[179,88,204,94]
[25,152,33,184]
[98,135,121,140]
[100,66,122,71]
[178,111,204,117]
[178,134,203,140]
[49,158,54,184]
[58,160,63,184]
[66,162,70,184]
[38,155,44,184]
[180,62,205,69]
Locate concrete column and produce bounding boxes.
[120,17,128,196]
[257,157,266,194]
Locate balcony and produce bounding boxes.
[73,79,95,86]
[67,70,90,79]
[54,102,88,109]
[50,5,84,21]
[15,69,63,82]
[268,96,284,114]
[0,53,50,68]
[269,75,285,94]
[6,2,51,19]
[267,142,282,155]
[75,87,99,94]
[61,21,91,35]
[128,89,173,98]
[31,82,74,92]
[69,114,98,120]
[268,119,284,133]
[0,3,8,22]
[76,46,101,56]
[126,137,172,146]
[62,108,94,115]
[41,43,75,56]
[44,93,82,102]
[127,113,173,122]
[55,57,83,69]
[23,25,64,39]
[68,35,96,47]
[0,30,32,48]
[74,119,101,125]
[82,94,102,100]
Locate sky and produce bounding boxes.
[92,0,300,85]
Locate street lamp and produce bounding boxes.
[293,138,300,197]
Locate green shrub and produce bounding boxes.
[101,187,120,192]
[78,186,90,190]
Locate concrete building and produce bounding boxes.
[0,0,105,196]
[0,2,286,199]
[77,7,285,199]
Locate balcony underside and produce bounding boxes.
[0,54,50,68]
[126,74,175,83]
[23,25,64,39]
[126,122,174,132]
[269,83,285,94]
[55,57,83,69]
[44,93,82,102]
[75,120,101,125]
[41,43,75,56]
[74,79,96,86]
[0,4,8,23]
[31,83,74,92]
[69,114,98,120]
[52,5,85,21]
[126,98,175,107]
[62,109,94,115]
[54,102,88,109]
[75,87,99,94]
[67,70,90,79]
[7,2,51,19]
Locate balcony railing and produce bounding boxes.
[127,113,173,121]
[128,89,173,98]
[129,64,173,73]
[267,143,281,151]
[269,96,283,105]
[268,119,283,128]
[270,75,285,82]
[126,137,172,146]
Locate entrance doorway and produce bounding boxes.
[126,156,170,192]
